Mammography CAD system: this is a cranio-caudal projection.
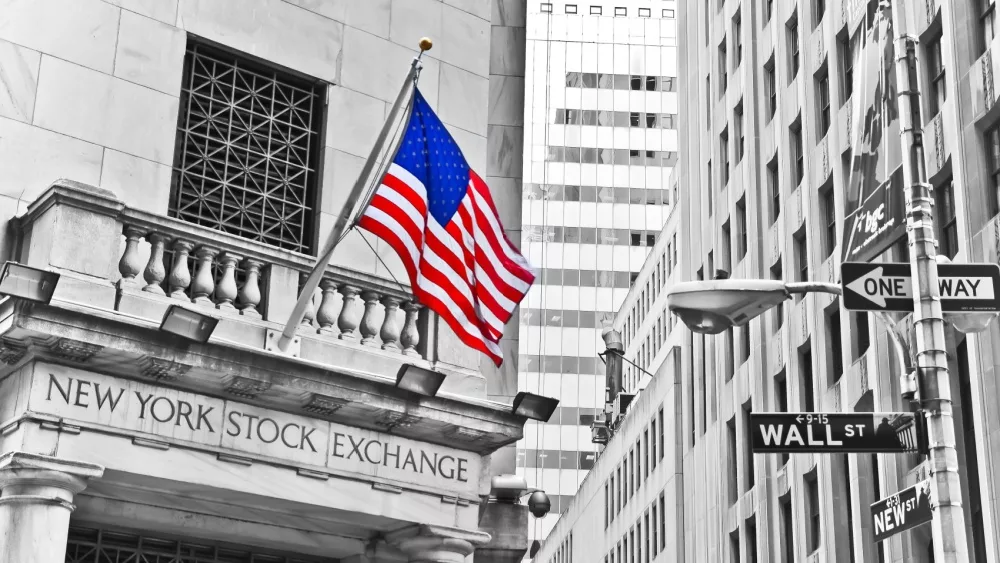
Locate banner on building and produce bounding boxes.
[841,0,906,263]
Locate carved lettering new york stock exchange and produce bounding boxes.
[31,367,479,491]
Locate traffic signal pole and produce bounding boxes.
[889,2,970,561]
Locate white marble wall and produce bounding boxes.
[0,0,527,374]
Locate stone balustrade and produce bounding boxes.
[116,217,426,358]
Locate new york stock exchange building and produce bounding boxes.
[0,1,535,561]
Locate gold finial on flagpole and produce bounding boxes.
[419,37,434,52]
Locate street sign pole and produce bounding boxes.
[890,2,969,560]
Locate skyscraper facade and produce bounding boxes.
[532,0,1000,562]
[515,0,679,541]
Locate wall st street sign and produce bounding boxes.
[870,479,934,543]
[750,412,923,454]
[841,262,1000,312]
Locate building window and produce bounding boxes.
[814,0,825,28]
[806,475,821,552]
[719,40,728,94]
[639,7,650,17]
[822,187,836,257]
[727,417,739,503]
[775,371,789,464]
[935,179,958,259]
[706,75,711,127]
[658,492,666,550]
[720,129,730,184]
[791,121,804,185]
[663,8,674,18]
[768,157,780,223]
[795,232,809,284]
[788,16,800,81]
[615,7,627,16]
[730,531,741,563]
[801,346,814,412]
[827,307,843,381]
[957,340,990,562]
[781,497,795,562]
[817,70,831,135]
[734,102,745,162]
[771,262,784,333]
[743,403,754,489]
[566,4,577,13]
[765,0,775,23]
[541,3,552,12]
[591,5,602,15]
[764,60,777,120]
[986,124,1000,217]
[658,406,665,460]
[927,35,946,117]
[171,42,324,255]
[840,34,855,104]
[979,0,997,55]
[733,11,743,65]
[736,197,748,261]
[651,505,659,555]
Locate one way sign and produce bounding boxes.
[841,262,1000,312]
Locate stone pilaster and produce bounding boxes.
[387,524,491,563]
[0,452,104,563]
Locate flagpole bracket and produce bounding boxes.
[266,330,301,357]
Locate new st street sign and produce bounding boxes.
[841,262,1000,312]
[750,412,923,454]
[871,478,934,543]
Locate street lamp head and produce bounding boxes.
[667,279,791,334]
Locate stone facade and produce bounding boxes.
[0,1,531,561]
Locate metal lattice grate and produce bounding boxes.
[170,43,324,255]
[65,526,335,563]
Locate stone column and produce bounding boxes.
[387,524,491,563]
[0,452,104,563]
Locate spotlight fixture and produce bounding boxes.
[159,305,218,343]
[511,392,560,422]
[395,364,446,397]
[0,262,60,304]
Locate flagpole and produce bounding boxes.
[276,38,433,353]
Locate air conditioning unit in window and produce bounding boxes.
[611,392,635,427]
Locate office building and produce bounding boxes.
[515,0,679,543]
[534,0,1000,562]
[0,1,536,562]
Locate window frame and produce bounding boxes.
[926,34,946,117]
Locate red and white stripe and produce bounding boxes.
[358,163,535,366]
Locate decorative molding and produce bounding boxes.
[302,393,349,417]
[372,482,402,494]
[217,453,253,466]
[224,375,271,399]
[41,338,102,363]
[132,437,170,450]
[137,356,191,381]
[449,426,486,442]
[374,410,422,430]
[296,468,329,481]
[39,420,81,434]
[984,50,995,112]
[0,338,28,365]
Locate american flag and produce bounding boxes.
[357,88,535,366]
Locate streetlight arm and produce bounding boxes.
[784,282,843,296]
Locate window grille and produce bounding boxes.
[65,526,333,563]
[170,43,324,255]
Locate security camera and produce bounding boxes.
[527,490,551,518]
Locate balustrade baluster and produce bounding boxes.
[379,296,402,351]
[142,232,168,295]
[337,285,361,340]
[316,278,340,336]
[190,246,219,305]
[301,274,317,328]
[167,240,194,299]
[400,301,422,357]
[118,225,145,285]
[215,252,242,310]
[237,259,263,319]
[359,290,381,346]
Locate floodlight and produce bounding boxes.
[512,392,560,422]
[159,305,218,343]
[395,364,446,397]
[0,262,60,304]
